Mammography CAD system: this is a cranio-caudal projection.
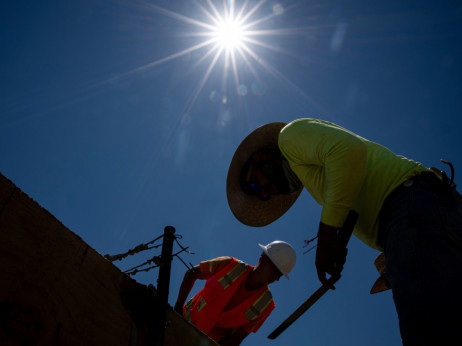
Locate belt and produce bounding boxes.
[385,171,447,203]
[378,171,443,249]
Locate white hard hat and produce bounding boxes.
[258,240,296,279]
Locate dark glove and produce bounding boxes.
[315,225,348,289]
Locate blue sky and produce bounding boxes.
[1,1,461,345]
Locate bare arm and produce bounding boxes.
[174,265,204,314]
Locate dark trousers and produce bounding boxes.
[379,172,462,346]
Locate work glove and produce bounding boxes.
[315,224,348,289]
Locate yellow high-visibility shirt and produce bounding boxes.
[278,118,429,250]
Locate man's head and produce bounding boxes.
[255,253,285,285]
[257,240,296,282]
[240,148,290,201]
[227,122,303,227]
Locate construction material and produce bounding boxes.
[0,173,217,346]
[268,210,358,340]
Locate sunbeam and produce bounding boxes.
[105,0,315,114]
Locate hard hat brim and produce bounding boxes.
[259,243,290,279]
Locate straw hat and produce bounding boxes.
[226,122,303,227]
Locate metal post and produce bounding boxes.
[154,225,175,346]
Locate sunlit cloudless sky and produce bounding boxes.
[1,1,462,345]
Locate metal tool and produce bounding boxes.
[268,210,358,340]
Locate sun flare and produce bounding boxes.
[213,19,246,51]
[115,0,308,113]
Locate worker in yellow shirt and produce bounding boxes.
[226,118,462,346]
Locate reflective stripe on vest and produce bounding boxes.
[244,289,273,321]
[185,296,207,319]
[184,262,247,321]
[197,297,207,313]
[218,261,247,290]
[184,298,193,321]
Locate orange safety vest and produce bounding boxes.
[183,257,275,337]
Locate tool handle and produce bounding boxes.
[267,278,336,340]
[267,210,358,340]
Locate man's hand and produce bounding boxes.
[315,223,348,289]
[174,302,184,315]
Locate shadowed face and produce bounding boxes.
[241,149,288,200]
[258,254,283,285]
[246,164,280,199]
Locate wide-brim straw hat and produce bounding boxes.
[226,122,303,227]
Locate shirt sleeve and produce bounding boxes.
[199,257,232,279]
[279,119,367,228]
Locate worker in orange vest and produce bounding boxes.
[174,240,296,345]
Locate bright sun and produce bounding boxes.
[132,0,294,112]
[213,19,246,50]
